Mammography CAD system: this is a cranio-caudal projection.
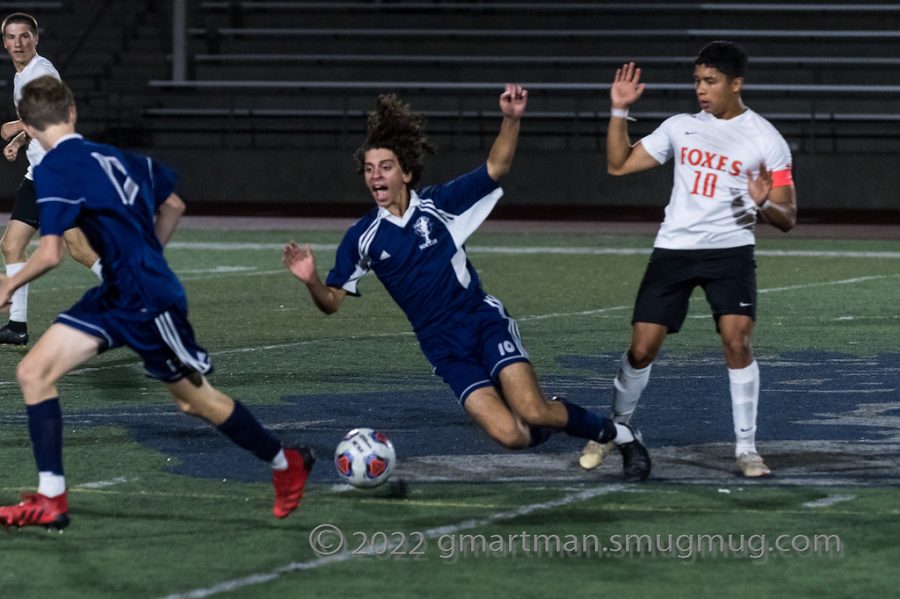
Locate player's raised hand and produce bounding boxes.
[747,162,773,206]
[499,84,527,119]
[611,62,646,109]
[282,242,318,284]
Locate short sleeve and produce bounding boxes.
[33,162,82,236]
[325,224,370,295]
[638,115,679,165]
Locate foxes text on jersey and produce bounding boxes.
[33,134,184,317]
[640,108,793,250]
[327,164,503,339]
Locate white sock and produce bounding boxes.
[612,352,652,423]
[5,263,28,324]
[90,259,103,280]
[612,422,635,446]
[38,471,66,498]
[729,360,760,457]
[270,448,288,470]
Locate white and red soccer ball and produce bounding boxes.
[334,428,395,488]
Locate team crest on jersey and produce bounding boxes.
[413,216,438,249]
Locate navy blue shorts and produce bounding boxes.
[57,293,213,382]
[632,245,757,333]
[418,295,530,405]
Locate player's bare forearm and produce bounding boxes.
[1,119,23,141]
[758,186,797,232]
[606,117,634,174]
[155,193,186,246]
[305,275,345,315]
[486,116,521,181]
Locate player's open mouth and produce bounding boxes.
[372,185,389,201]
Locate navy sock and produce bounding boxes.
[562,400,616,443]
[216,400,281,462]
[27,398,64,475]
[528,425,556,448]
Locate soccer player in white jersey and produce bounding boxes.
[284,87,652,481]
[0,12,101,345]
[580,41,797,477]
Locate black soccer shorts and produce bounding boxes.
[631,245,757,333]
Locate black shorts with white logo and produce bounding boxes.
[632,245,757,333]
[10,177,40,229]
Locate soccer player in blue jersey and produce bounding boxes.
[284,87,651,481]
[0,76,314,529]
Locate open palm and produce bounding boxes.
[611,62,646,108]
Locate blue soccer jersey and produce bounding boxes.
[326,164,503,338]
[34,134,184,318]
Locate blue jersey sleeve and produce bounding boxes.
[325,220,370,296]
[34,161,83,236]
[416,164,499,215]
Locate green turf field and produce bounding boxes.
[0,225,897,598]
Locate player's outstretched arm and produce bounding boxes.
[486,84,527,181]
[606,63,659,176]
[283,241,347,314]
[155,193,186,246]
[748,163,797,232]
[0,235,65,310]
[1,119,23,141]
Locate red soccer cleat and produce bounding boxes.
[272,447,315,518]
[0,491,70,530]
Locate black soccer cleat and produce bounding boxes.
[0,324,27,346]
[617,424,651,482]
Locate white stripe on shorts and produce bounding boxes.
[155,311,211,374]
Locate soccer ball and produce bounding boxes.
[334,428,396,488]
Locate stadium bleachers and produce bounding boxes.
[3,1,900,211]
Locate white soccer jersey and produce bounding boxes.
[13,54,60,179]
[640,108,793,249]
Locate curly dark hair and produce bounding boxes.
[354,94,435,188]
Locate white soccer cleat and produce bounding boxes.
[579,440,616,470]
[737,452,771,478]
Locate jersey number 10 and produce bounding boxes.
[690,170,718,198]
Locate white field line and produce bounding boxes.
[0,272,893,384]
[159,484,625,599]
[164,241,900,260]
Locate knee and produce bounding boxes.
[0,235,22,262]
[515,400,552,428]
[722,335,752,361]
[16,358,47,392]
[173,397,196,416]
[627,347,657,369]
[486,420,531,450]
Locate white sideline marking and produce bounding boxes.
[76,476,130,489]
[0,272,892,384]
[803,494,856,508]
[165,241,900,260]
[159,484,624,599]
